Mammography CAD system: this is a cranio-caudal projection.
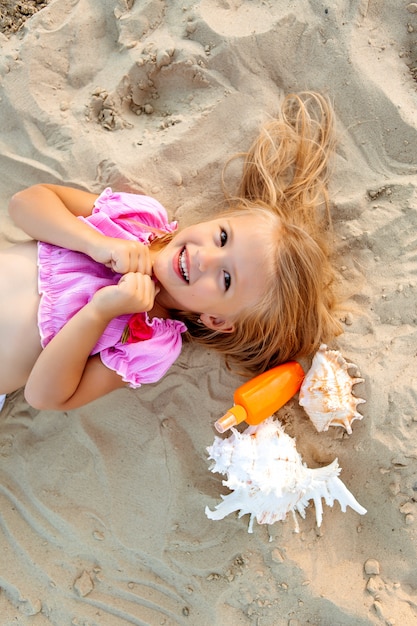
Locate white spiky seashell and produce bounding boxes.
[299,344,366,435]
[205,418,366,533]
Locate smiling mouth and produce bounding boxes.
[179,247,189,283]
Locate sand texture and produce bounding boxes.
[0,1,417,624]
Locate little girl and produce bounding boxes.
[0,92,341,411]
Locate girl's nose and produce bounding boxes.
[197,247,219,272]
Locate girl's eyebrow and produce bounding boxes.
[225,220,233,243]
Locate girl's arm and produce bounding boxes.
[9,184,100,249]
[24,272,158,411]
[9,184,152,275]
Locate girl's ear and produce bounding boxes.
[199,313,235,334]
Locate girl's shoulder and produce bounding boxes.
[100,314,187,389]
[86,188,178,241]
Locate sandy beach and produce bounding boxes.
[0,1,417,624]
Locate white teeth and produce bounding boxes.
[179,249,189,282]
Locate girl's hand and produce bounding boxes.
[91,272,159,320]
[88,236,152,275]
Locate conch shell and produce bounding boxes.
[205,418,366,533]
[299,344,365,434]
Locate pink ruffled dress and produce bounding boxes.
[37,188,187,388]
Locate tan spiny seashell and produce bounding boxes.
[299,344,365,434]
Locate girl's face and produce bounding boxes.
[152,214,274,331]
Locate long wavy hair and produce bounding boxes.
[159,92,342,375]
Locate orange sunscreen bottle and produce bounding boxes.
[214,361,305,433]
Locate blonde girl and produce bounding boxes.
[0,92,341,411]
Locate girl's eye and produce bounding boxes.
[223,271,231,292]
[220,228,230,290]
[220,228,228,247]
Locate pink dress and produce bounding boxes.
[37,188,187,388]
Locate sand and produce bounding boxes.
[0,1,416,624]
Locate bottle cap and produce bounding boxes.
[214,405,247,433]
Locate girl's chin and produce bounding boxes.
[156,288,180,311]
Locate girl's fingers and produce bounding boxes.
[134,248,152,276]
[90,235,152,275]
[111,241,152,275]
[118,272,156,311]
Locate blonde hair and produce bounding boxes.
[170,92,342,375]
